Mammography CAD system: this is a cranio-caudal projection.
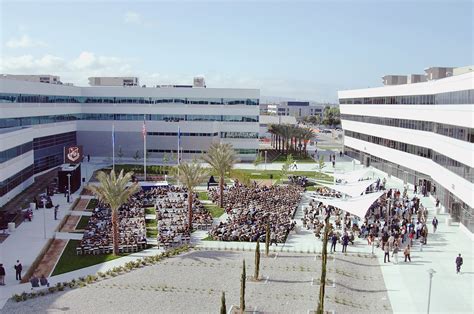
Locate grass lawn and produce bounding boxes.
[75,216,90,230]
[204,204,224,218]
[234,169,333,182]
[145,207,156,215]
[51,240,127,276]
[146,219,157,228]
[202,235,216,241]
[270,155,315,163]
[146,228,158,238]
[198,191,209,201]
[86,199,98,210]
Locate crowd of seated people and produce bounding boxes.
[77,189,160,255]
[288,175,308,186]
[155,186,212,248]
[208,183,303,243]
[310,187,343,198]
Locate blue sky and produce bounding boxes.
[1,0,472,102]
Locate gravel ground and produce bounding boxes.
[4,250,391,313]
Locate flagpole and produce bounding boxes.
[143,115,147,181]
[112,123,115,173]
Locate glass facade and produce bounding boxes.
[0,165,34,197]
[344,130,473,182]
[339,89,474,105]
[341,114,474,143]
[147,132,219,137]
[0,113,259,129]
[33,132,77,174]
[0,93,259,106]
[0,142,33,163]
[147,148,257,155]
[344,146,473,232]
[220,132,259,139]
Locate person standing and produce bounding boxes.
[404,245,411,262]
[341,233,349,253]
[54,205,59,220]
[432,217,438,233]
[14,260,22,281]
[87,154,90,162]
[330,234,337,253]
[456,254,463,274]
[392,244,399,264]
[384,244,390,263]
[0,263,5,285]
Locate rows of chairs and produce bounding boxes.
[76,242,147,255]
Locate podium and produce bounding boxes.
[58,164,81,194]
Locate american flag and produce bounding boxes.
[142,117,146,139]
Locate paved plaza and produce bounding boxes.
[0,155,473,313]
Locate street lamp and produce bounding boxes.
[427,268,436,314]
[67,174,71,203]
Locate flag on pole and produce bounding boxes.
[177,126,181,164]
[112,124,115,171]
[143,116,147,181]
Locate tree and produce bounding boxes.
[202,143,238,208]
[133,150,141,161]
[265,222,270,257]
[174,161,209,232]
[322,106,341,127]
[162,152,170,164]
[117,146,124,161]
[318,155,326,172]
[254,240,260,280]
[281,154,294,179]
[87,170,140,255]
[317,213,331,314]
[253,152,263,168]
[240,259,246,313]
[220,291,226,314]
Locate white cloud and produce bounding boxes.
[124,11,141,24]
[6,34,47,48]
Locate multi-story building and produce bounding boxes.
[338,66,473,234]
[267,101,325,120]
[0,76,259,206]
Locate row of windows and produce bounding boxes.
[148,132,219,137]
[33,132,77,150]
[33,132,77,174]
[0,164,34,197]
[345,130,473,182]
[0,142,33,164]
[0,114,259,129]
[220,132,259,139]
[341,114,474,143]
[0,93,259,106]
[339,89,473,105]
[147,148,257,155]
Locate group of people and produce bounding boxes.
[77,189,151,255]
[208,183,303,243]
[155,186,212,248]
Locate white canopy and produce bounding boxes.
[334,168,373,184]
[316,179,378,198]
[310,191,384,219]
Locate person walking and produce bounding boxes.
[455,254,463,274]
[392,244,399,264]
[384,244,390,263]
[14,260,22,281]
[404,245,411,262]
[54,205,59,220]
[330,234,337,253]
[432,217,438,233]
[0,263,5,285]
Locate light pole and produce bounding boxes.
[43,203,46,239]
[67,173,71,203]
[264,151,267,171]
[427,268,436,314]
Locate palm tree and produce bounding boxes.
[174,161,209,232]
[202,143,238,208]
[87,169,140,255]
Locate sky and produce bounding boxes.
[0,0,472,102]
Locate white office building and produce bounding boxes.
[338,67,473,234]
[0,76,259,206]
[267,101,325,120]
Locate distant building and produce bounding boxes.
[88,76,139,86]
[267,101,325,120]
[1,74,61,84]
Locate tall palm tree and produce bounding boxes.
[202,143,238,208]
[174,161,209,232]
[87,169,140,255]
